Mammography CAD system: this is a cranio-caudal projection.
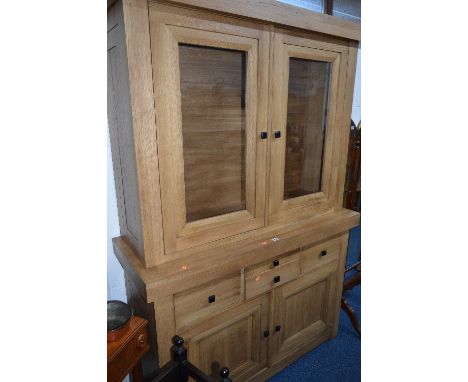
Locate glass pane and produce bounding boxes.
[276,0,324,13]
[179,44,247,222]
[333,0,361,23]
[284,58,331,200]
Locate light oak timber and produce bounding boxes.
[113,208,359,301]
[149,2,270,255]
[158,0,361,41]
[108,1,360,379]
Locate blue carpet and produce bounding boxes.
[267,226,361,382]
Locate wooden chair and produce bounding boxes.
[342,119,361,335]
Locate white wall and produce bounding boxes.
[107,130,127,302]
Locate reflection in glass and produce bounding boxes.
[284,58,331,200]
[179,44,247,222]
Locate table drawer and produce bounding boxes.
[107,320,150,382]
[245,253,300,300]
[174,273,241,330]
[300,237,341,275]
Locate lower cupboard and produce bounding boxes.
[180,260,341,381]
[117,232,351,381]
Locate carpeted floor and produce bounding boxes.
[267,226,361,382]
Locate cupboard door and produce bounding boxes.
[268,29,351,225]
[149,4,270,255]
[270,262,339,366]
[183,295,269,381]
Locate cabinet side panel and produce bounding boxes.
[124,272,159,378]
[107,0,145,261]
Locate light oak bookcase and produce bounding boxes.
[107,0,360,379]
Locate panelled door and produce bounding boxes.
[149,3,270,255]
[183,295,269,381]
[269,261,340,366]
[268,29,351,225]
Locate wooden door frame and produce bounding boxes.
[269,261,339,366]
[149,3,271,256]
[181,294,270,380]
[268,28,351,226]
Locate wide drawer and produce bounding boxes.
[245,252,300,300]
[174,273,241,331]
[299,236,342,275]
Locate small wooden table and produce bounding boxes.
[108,316,150,382]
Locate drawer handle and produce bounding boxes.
[320,250,327,257]
[273,276,280,283]
[208,295,216,303]
[136,333,146,349]
[263,330,270,338]
[275,325,281,332]
[273,259,279,267]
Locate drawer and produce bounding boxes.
[245,253,300,300]
[107,319,150,382]
[174,273,241,331]
[300,237,342,275]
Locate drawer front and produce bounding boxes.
[300,237,341,275]
[107,324,150,382]
[245,254,300,300]
[174,274,241,331]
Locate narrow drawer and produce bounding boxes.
[300,237,341,275]
[174,274,241,330]
[245,253,300,300]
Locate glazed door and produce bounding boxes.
[183,295,269,381]
[269,262,339,366]
[268,29,350,225]
[149,4,270,255]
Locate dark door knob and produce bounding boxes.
[208,295,216,303]
[263,330,270,338]
[275,325,281,332]
[274,131,281,138]
[273,259,279,267]
[320,250,327,257]
[274,276,280,283]
[260,131,268,139]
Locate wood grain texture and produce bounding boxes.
[149,3,270,255]
[181,295,269,381]
[153,295,176,366]
[157,0,361,41]
[268,28,347,226]
[332,42,358,209]
[174,273,242,331]
[121,0,165,267]
[245,254,300,300]
[108,0,145,261]
[124,272,159,378]
[269,260,339,366]
[108,2,361,380]
[107,316,150,382]
[113,208,360,300]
